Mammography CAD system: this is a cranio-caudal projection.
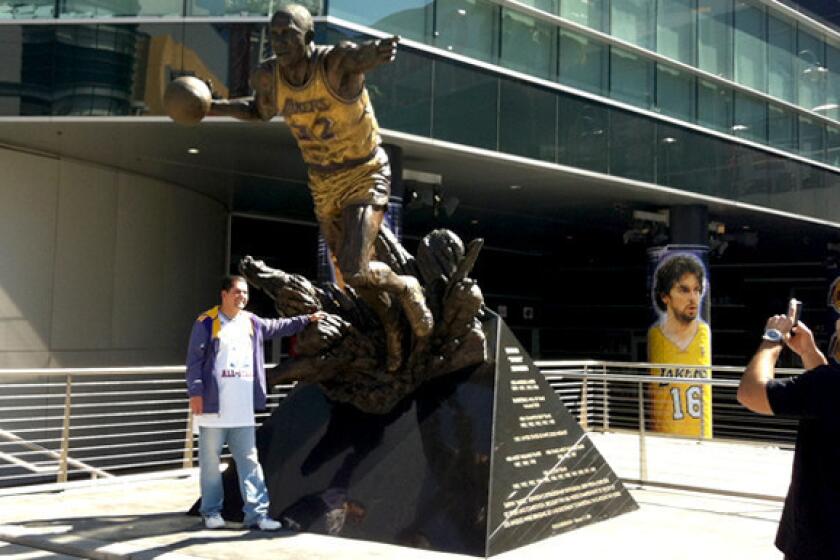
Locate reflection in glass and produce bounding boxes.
[188,0,321,17]
[697,79,733,133]
[610,47,653,108]
[432,60,498,149]
[516,0,557,13]
[767,14,794,104]
[557,94,607,172]
[797,28,826,114]
[825,41,840,122]
[328,0,432,43]
[656,64,694,120]
[560,0,607,32]
[733,91,767,143]
[768,104,796,152]
[657,0,694,65]
[611,0,655,51]
[734,0,766,93]
[2,0,53,18]
[435,0,498,64]
[499,80,556,161]
[610,110,655,182]
[827,126,840,167]
[499,8,555,79]
[697,0,733,79]
[367,47,433,137]
[798,115,825,162]
[559,29,607,96]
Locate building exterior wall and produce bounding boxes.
[0,147,226,368]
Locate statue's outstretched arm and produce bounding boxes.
[209,63,276,122]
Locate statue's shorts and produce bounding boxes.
[309,147,391,223]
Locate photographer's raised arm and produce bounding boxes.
[738,340,783,415]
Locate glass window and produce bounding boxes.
[697,79,733,133]
[557,95,608,172]
[657,0,694,65]
[500,8,556,79]
[734,0,766,93]
[434,0,499,64]
[499,80,556,161]
[733,91,767,143]
[827,125,840,167]
[767,14,795,104]
[561,0,608,32]
[186,0,321,17]
[328,0,432,43]
[610,47,653,108]
[559,29,607,95]
[797,29,826,114]
[656,63,695,120]
[825,41,840,122]
[611,0,655,51]
[517,0,558,13]
[367,47,434,138]
[768,104,796,152]
[798,115,825,161]
[5,0,54,17]
[610,110,655,182]
[697,0,733,79]
[432,60,498,150]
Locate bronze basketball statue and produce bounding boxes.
[166,4,488,412]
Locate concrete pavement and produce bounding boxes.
[0,470,783,560]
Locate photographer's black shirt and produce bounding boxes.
[767,364,840,560]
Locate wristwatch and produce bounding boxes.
[762,328,784,343]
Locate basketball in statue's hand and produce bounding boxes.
[163,76,211,126]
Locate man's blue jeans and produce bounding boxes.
[198,426,269,525]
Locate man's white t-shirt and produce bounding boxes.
[196,311,255,428]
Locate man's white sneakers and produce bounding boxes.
[203,514,225,530]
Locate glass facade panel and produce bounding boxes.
[610,47,653,108]
[434,0,499,64]
[560,0,607,32]
[499,80,556,161]
[328,0,431,43]
[734,0,766,93]
[611,0,655,51]
[827,125,840,167]
[657,0,694,65]
[610,109,655,182]
[826,41,840,122]
[797,28,826,113]
[500,8,556,79]
[768,104,796,152]
[516,0,558,13]
[767,14,795,104]
[798,115,825,161]
[367,47,434,137]
[558,94,608,172]
[559,29,607,96]
[432,59,498,149]
[697,79,733,133]
[697,0,733,79]
[656,63,695,120]
[733,91,767,143]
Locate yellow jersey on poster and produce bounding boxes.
[647,321,712,438]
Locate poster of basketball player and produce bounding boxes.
[647,247,712,438]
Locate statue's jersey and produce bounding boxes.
[274,47,389,220]
[647,321,712,438]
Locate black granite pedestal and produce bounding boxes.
[193,316,637,556]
